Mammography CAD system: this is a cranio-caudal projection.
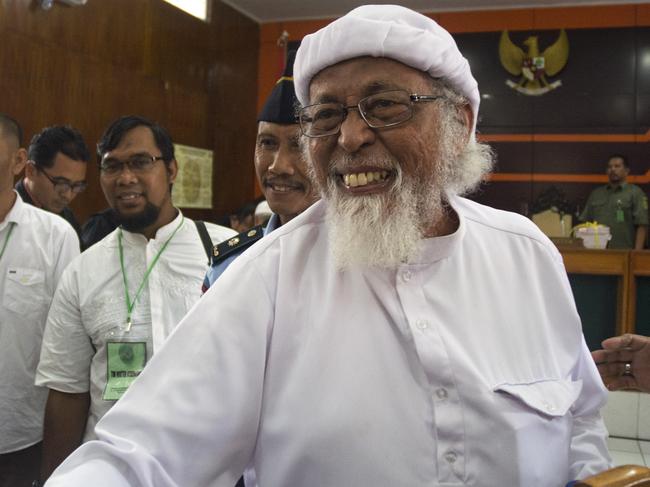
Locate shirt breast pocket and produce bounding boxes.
[590,197,608,210]
[3,267,50,317]
[494,379,582,417]
[492,379,583,481]
[617,195,633,210]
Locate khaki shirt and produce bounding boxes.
[580,183,649,249]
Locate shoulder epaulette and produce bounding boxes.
[211,225,264,265]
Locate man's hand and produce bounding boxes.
[592,334,650,393]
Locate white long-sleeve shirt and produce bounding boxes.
[0,194,79,453]
[36,211,235,439]
[46,197,611,486]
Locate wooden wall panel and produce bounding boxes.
[0,0,259,224]
[638,4,650,26]
[258,5,650,123]
[3,0,149,71]
[533,5,636,30]
[148,1,214,93]
[438,9,533,33]
[207,1,259,214]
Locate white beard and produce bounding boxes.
[311,100,492,271]
[324,155,444,270]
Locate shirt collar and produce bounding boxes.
[263,213,282,236]
[404,194,465,265]
[607,182,627,191]
[119,209,184,245]
[5,191,26,224]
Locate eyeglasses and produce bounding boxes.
[100,154,164,176]
[299,90,444,138]
[31,163,87,194]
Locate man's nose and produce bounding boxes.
[268,147,297,175]
[337,110,375,154]
[58,186,74,200]
[115,164,139,183]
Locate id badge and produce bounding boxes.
[102,322,149,401]
[616,209,625,223]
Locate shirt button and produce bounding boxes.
[401,270,412,282]
[444,451,457,464]
[416,319,429,330]
[435,388,448,400]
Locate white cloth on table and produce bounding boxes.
[46,197,611,486]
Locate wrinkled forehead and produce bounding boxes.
[308,56,437,104]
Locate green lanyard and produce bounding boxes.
[118,216,184,332]
[0,222,16,261]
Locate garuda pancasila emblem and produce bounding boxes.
[499,30,569,96]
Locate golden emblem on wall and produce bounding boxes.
[499,30,569,96]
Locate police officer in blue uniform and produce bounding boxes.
[203,52,319,291]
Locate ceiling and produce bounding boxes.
[220,0,648,23]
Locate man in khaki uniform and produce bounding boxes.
[580,154,648,249]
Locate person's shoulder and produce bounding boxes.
[61,206,81,227]
[83,208,118,226]
[586,185,608,197]
[211,224,265,266]
[81,209,119,250]
[79,226,120,257]
[454,196,553,247]
[239,200,326,260]
[627,183,647,196]
[202,221,238,241]
[21,201,76,236]
[210,202,325,281]
[210,202,326,287]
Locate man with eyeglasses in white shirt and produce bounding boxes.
[35,115,235,483]
[0,114,79,487]
[44,6,611,487]
[15,125,89,238]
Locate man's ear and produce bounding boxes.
[167,158,178,184]
[12,149,28,177]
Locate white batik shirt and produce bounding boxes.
[36,211,235,440]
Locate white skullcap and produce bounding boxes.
[254,200,272,218]
[294,4,479,132]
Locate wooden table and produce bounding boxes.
[558,248,650,336]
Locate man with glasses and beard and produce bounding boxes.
[16,125,89,238]
[35,116,235,483]
[44,7,611,487]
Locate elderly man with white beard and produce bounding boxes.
[45,5,612,487]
